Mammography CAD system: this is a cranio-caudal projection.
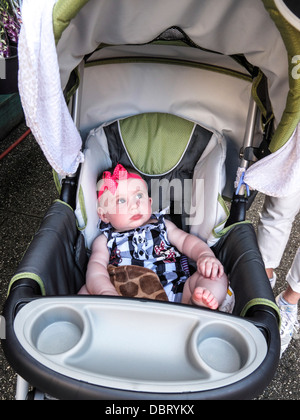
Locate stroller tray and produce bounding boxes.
[13,296,267,394]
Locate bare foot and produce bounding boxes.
[192,287,218,310]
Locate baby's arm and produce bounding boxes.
[85,234,119,296]
[165,219,224,280]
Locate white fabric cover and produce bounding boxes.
[189,132,228,246]
[18,0,84,176]
[79,60,253,147]
[75,125,111,248]
[244,123,300,197]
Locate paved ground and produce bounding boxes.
[0,121,299,400]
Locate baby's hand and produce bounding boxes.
[197,253,224,280]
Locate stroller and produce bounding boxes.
[2,0,300,400]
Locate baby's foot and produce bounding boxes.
[192,287,218,310]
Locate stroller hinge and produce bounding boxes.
[239,146,258,163]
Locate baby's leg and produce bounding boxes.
[181,271,228,309]
[78,284,90,295]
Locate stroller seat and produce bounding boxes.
[75,112,228,250]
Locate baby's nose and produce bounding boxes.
[132,198,140,209]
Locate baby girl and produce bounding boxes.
[79,164,228,309]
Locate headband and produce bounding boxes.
[98,164,142,199]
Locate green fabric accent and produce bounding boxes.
[64,67,81,103]
[7,273,46,297]
[252,69,274,123]
[262,0,300,152]
[119,113,195,175]
[210,194,230,238]
[52,0,90,44]
[53,198,74,213]
[240,298,281,327]
[77,186,87,231]
[212,220,252,239]
[96,41,191,50]
[218,193,230,214]
[52,169,62,195]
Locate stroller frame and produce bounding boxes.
[5,0,300,399]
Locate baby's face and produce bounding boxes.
[98,177,152,231]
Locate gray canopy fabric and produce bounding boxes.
[19,0,300,188]
[54,0,300,147]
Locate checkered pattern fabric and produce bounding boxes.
[99,210,188,302]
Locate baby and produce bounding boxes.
[79,164,228,309]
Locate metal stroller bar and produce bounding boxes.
[225,95,258,226]
[60,61,85,209]
[70,61,85,131]
[239,96,259,172]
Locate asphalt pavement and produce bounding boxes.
[0,121,299,400]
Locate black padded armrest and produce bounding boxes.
[212,223,279,322]
[10,200,87,296]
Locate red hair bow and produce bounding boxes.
[98,164,142,199]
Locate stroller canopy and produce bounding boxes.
[18,0,300,195]
[53,0,299,140]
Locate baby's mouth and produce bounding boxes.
[130,214,142,221]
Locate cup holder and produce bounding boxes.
[30,307,84,355]
[191,323,250,374]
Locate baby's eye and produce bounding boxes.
[136,192,143,199]
[117,198,126,204]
